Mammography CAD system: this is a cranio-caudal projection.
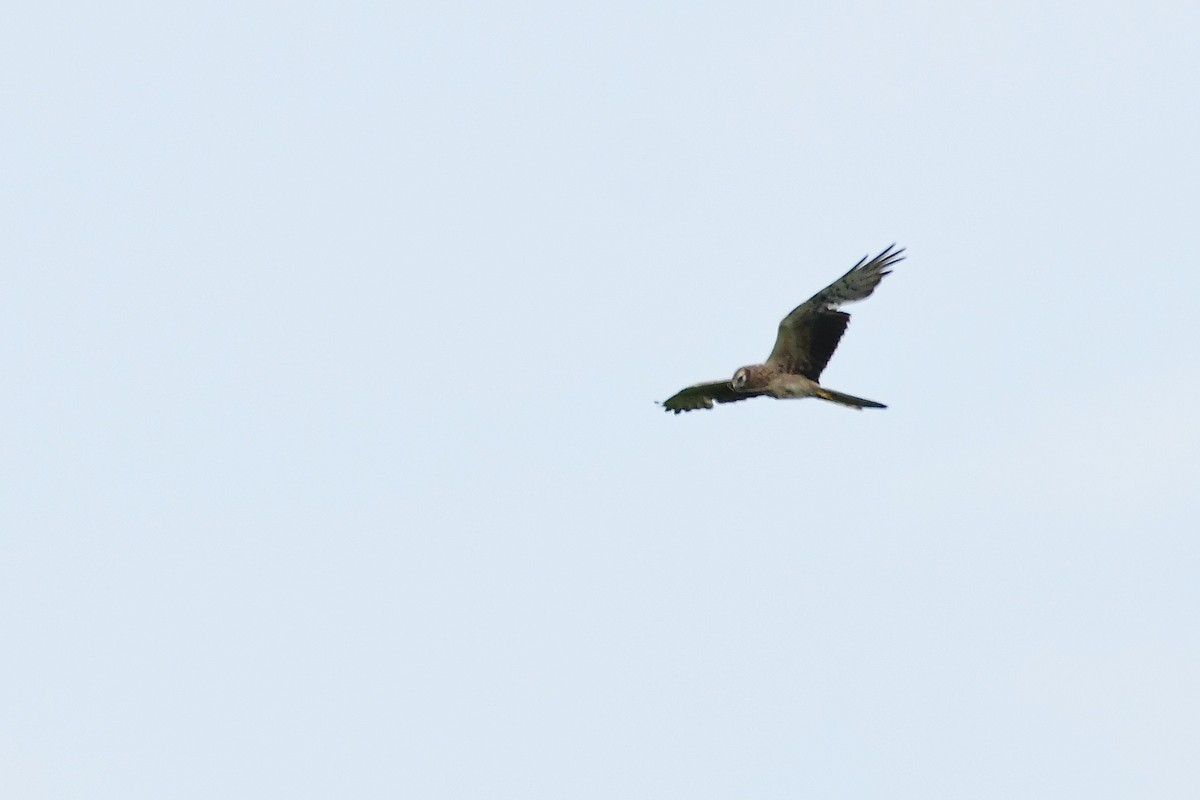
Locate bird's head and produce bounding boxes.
[731,367,752,391]
[731,364,771,392]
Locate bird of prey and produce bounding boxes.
[660,244,904,414]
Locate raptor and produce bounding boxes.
[660,245,904,414]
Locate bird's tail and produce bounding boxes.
[814,386,887,410]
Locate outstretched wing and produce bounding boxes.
[659,379,766,414]
[766,244,904,379]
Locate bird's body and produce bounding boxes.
[660,245,903,414]
[745,367,886,409]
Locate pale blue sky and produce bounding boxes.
[4,1,1199,798]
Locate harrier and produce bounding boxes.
[660,244,904,414]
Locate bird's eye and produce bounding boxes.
[733,370,746,388]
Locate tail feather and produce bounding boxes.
[814,387,887,410]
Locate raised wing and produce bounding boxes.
[659,379,766,414]
[766,244,904,379]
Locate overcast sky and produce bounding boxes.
[4,1,1199,798]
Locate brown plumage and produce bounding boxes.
[659,245,904,414]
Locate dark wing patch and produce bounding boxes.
[803,310,850,381]
[764,310,848,380]
[659,379,766,414]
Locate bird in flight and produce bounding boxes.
[660,244,904,414]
